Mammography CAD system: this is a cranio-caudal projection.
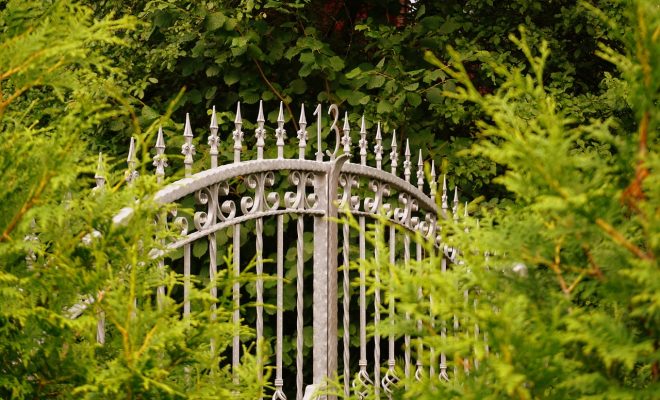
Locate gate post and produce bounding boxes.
[312,155,349,399]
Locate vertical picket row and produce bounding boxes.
[104,100,481,399]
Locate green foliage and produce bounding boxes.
[358,1,658,398]
[0,2,262,398]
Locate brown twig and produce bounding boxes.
[547,238,570,296]
[1,173,52,242]
[595,218,653,261]
[252,58,299,132]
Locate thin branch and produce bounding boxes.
[1,173,52,242]
[595,218,653,261]
[252,58,299,132]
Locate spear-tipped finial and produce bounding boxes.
[275,101,286,159]
[341,111,351,155]
[232,102,243,163]
[403,139,411,182]
[297,103,308,160]
[95,152,105,189]
[181,114,195,176]
[255,100,266,160]
[154,126,168,181]
[430,160,437,202]
[441,175,448,211]
[375,122,383,169]
[464,201,469,232]
[126,137,139,184]
[390,129,398,174]
[183,113,193,138]
[452,186,459,221]
[416,149,424,190]
[359,115,367,166]
[209,106,219,168]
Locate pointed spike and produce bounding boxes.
[341,111,351,155]
[416,149,424,190]
[359,115,368,165]
[127,137,136,163]
[403,139,411,182]
[442,175,448,210]
[297,103,308,160]
[299,103,307,124]
[454,186,459,203]
[431,160,436,181]
[277,101,285,123]
[95,152,104,178]
[390,129,398,174]
[464,201,468,217]
[430,160,437,201]
[210,106,218,130]
[257,100,265,123]
[234,101,242,124]
[374,122,383,169]
[155,126,165,149]
[183,113,193,137]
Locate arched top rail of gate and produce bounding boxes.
[117,100,464,250]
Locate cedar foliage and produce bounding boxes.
[0,0,657,399]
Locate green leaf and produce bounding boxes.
[289,79,307,94]
[426,87,444,104]
[377,99,393,113]
[438,19,462,34]
[224,70,239,86]
[206,65,220,77]
[206,12,226,31]
[367,74,386,89]
[193,240,208,258]
[407,92,422,107]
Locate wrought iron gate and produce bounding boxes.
[102,100,469,400]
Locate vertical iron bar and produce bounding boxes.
[296,215,305,400]
[209,232,217,354]
[403,232,411,384]
[184,244,191,318]
[342,219,351,398]
[373,221,381,398]
[274,214,285,397]
[232,224,241,383]
[256,216,264,395]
